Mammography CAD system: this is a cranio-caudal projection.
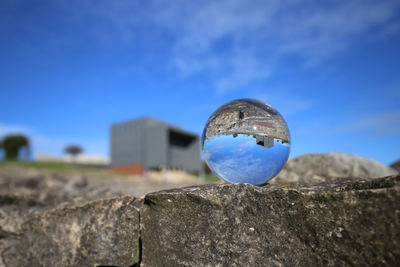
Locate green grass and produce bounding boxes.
[0,160,222,183]
[204,174,221,183]
[0,160,109,173]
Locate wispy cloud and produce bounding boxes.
[10,0,399,93]
[341,110,400,136]
[174,0,399,92]
[152,0,400,91]
[254,91,315,117]
[295,109,400,137]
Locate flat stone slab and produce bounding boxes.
[141,176,400,266]
[2,196,141,267]
[1,175,400,266]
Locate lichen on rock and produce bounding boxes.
[0,167,399,266]
[140,176,400,266]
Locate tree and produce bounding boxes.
[0,140,3,160]
[64,145,83,162]
[2,135,30,160]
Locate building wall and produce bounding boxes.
[111,119,145,166]
[168,136,201,172]
[111,117,202,173]
[143,118,168,169]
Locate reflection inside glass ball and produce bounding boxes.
[201,98,290,185]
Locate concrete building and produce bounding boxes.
[256,135,274,148]
[110,117,202,174]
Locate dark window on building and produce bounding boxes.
[256,135,264,147]
[239,111,244,120]
[168,129,196,147]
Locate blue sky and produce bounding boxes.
[203,134,290,184]
[1,0,400,165]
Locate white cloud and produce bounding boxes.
[295,109,400,137]
[159,0,400,91]
[254,91,315,117]
[342,110,400,136]
[10,0,400,92]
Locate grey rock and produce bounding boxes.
[271,152,398,184]
[141,175,400,266]
[203,99,290,143]
[0,168,119,238]
[0,168,117,209]
[1,165,400,266]
[391,159,400,173]
[0,168,127,267]
[2,196,141,267]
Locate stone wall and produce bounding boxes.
[1,175,400,266]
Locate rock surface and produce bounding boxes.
[0,167,203,244]
[1,166,399,266]
[272,152,398,184]
[140,175,400,266]
[2,196,141,267]
[391,159,400,173]
[0,168,118,243]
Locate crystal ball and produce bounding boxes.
[201,98,290,185]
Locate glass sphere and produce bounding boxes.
[201,98,290,185]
